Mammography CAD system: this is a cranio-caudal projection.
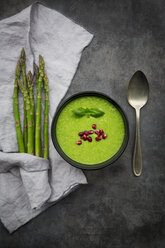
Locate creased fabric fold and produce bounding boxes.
[0,2,93,233]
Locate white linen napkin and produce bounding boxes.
[0,2,93,233]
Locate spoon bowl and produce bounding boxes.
[128,71,149,109]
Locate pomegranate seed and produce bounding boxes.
[77,140,82,145]
[95,130,101,136]
[88,130,94,134]
[78,131,84,136]
[99,129,104,135]
[88,136,92,142]
[102,134,107,139]
[92,124,97,129]
[96,136,102,141]
[83,135,87,141]
[84,131,89,136]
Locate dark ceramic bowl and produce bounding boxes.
[51,91,129,170]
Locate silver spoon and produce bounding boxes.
[127,71,149,176]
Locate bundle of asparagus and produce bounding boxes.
[13,48,49,159]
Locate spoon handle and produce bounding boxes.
[133,108,142,176]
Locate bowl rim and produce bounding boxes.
[51,91,129,170]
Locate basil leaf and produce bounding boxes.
[89,108,105,117]
[72,107,105,118]
[72,107,88,117]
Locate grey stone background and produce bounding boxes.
[0,0,165,247]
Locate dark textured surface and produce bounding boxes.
[0,0,165,247]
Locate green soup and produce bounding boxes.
[56,96,125,165]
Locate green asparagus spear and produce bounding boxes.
[35,55,45,157]
[27,71,35,154]
[33,62,40,152]
[18,80,34,155]
[43,73,49,159]
[20,48,28,152]
[13,61,25,153]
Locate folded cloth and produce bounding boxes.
[0,2,93,233]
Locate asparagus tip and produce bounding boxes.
[39,54,43,61]
[27,71,33,80]
[21,48,25,59]
[16,61,21,76]
[33,62,39,78]
[44,73,48,81]
[27,71,33,88]
[39,55,45,67]
[44,73,48,88]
